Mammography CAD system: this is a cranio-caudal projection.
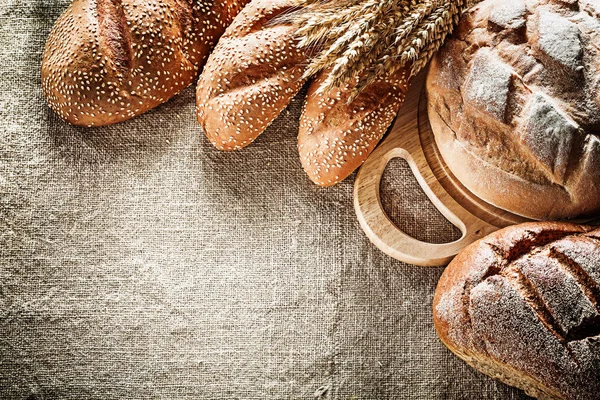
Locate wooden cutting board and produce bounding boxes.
[353,71,530,267]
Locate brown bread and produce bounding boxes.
[196,0,410,186]
[298,69,409,186]
[195,0,307,151]
[42,0,249,127]
[434,222,600,400]
[427,0,600,220]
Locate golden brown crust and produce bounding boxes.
[426,0,600,220]
[298,69,410,187]
[195,0,308,151]
[196,0,411,185]
[444,340,567,400]
[41,0,248,127]
[434,222,600,400]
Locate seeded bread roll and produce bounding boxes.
[434,222,600,400]
[195,0,308,151]
[196,0,411,185]
[42,0,248,127]
[427,0,600,220]
[298,69,409,186]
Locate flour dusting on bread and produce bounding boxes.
[434,223,600,400]
[427,0,600,219]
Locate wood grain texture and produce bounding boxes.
[354,71,530,267]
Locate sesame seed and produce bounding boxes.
[41,0,249,127]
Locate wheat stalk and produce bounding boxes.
[283,0,477,96]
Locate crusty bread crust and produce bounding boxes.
[428,108,584,220]
[427,0,600,220]
[441,337,566,400]
[195,0,308,151]
[196,0,411,186]
[434,222,600,400]
[298,69,409,186]
[42,0,248,127]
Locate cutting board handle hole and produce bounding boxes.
[380,158,462,244]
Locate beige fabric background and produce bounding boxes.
[0,1,531,399]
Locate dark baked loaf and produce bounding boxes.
[434,222,600,400]
[427,0,600,220]
[42,0,249,127]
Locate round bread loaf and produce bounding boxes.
[427,0,600,220]
[434,222,600,400]
[41,0,248,127]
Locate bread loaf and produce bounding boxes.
[434,222,600,400]
[42,0,248,127]
[298,69,409,186]
[196,0,410,186]
[427,0,600,220]
[195,0,308,151]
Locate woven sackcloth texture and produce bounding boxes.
[0,1,530,399]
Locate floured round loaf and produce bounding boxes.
[427,0,600,220]
[434,222,600,400]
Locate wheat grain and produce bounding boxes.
[284,0,477,95]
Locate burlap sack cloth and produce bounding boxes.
[0,2,530,399]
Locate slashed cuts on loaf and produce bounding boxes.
[42,0,249,127]
[427,0,600,220]
[195,0,308,151]
[434,222,600,400]
[196,0,410,186]
[298,69,409,186]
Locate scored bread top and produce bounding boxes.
[298,69,409,186]
[195,0,308,151]
[196,0,411,186]
[434,222,600,400]
[427,0,600,220]
[42,0,248,127]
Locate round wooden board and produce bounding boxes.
[354,71,528,267]
[354,71,599,267]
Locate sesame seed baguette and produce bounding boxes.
[298,69,410,186]
[196,0,308,151]
[42,0,249,127]
[195,0,412,186]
